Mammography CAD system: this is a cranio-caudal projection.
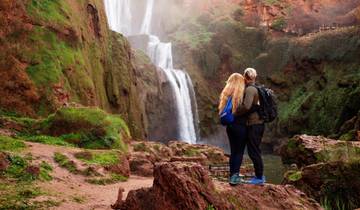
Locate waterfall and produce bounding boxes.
[104,0,132,36]
[104,0,199,144]
[140,0,154,34]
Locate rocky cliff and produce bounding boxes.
[0,0,163,139]
[166,0,360,148]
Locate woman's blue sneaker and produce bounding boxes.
[247,176,266,185]
[229,174,242,186]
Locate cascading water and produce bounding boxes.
[104,0,132,36]
[104,0,199,144]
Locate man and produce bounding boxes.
[236,68,265,185]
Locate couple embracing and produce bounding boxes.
[219,68,273,186]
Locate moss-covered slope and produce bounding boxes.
[0,0,145,138]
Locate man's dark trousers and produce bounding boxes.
[247,124,265,178]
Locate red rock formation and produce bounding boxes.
[240,0,360,34]
[114,162,322,210]
[284,161,360,210]
[280,135,360,166]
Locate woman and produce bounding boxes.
[218,73,247,185]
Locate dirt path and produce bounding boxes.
[25,142,154,210]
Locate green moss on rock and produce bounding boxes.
[42,107,130,150]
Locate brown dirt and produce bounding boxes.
[24,142,153,210]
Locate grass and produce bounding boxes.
[53,152,78,174]
[0,136,26,152]
[3,155,53,182]
[20,135,75,147]
[0,181,59,210]
[39,161,53,181]
[85,173,128,185]
[75,151,120,166]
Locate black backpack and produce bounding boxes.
[251,85,278,123]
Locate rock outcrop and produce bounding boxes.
[241,0,360,34]
[129,141,228,177]
[280,135,360,166]
[114,162,322,210]
[0,0,153,139]
[284,161,360,210]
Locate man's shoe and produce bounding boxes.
[229,174,243,186]
[247,176,266,185]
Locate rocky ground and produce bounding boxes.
[1,125,325,210]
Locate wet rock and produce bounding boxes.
[105,155,130,177]
[280,135,360,166]
[284,161,360,210]
[0,152,10,171]
[116,162,322,210]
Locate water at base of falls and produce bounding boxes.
[104,0,198,144]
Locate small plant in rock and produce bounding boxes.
[271,17,287,31]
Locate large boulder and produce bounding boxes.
[116,162,231,210]
[114,162,322,210]
[284,161,360,210]
[280,135,360,166]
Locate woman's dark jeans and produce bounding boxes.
[226,123,247,177]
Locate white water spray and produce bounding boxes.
[104,0,198,144]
